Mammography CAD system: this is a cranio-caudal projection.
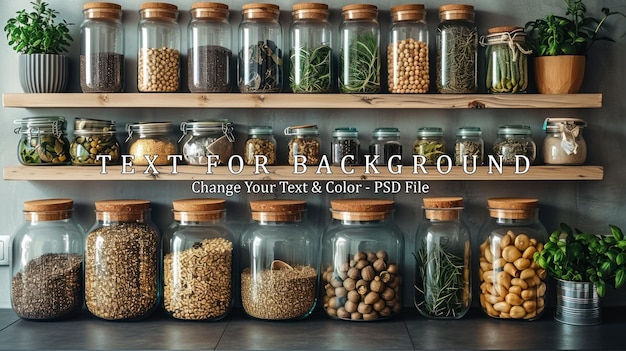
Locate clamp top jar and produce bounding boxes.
[179,119,235,166]
[493,125,536,166]
[542,117,587,165]
[126,121,177,166]
[285,124,321,165]
[70,118,121,166]
[14,116,70,166]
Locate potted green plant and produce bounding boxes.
[4,0,73,93]
[525,0,625,94]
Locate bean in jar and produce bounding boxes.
[70,118,121,165]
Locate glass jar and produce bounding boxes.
[238,3,283,93]
[13,116,71,165]
[413,127,445,166]
[240,199,318,320]
[245,125,276,165]
[339,4,380,93]
[478,197,548,321]
[331,127,359,166]
[483,26,530,93]
[80,2,124,93]
[414,197,471,319]
[70,118,121,166]
[285,124,321,165]
[388,4,429,94]
[163,198,234,321]
[179,120,235,166]
[188,2,232,93]
[436,4,477,93]
[11,199,84,320]
[369,127,402,166]
[542,118,587,165]
[454,126,483,166]
[493,125,536,166]
[85,200,160,320]
[138,2,180,92]
[321,199,404,321]
[126,121,177,166]
[290,2,332,93]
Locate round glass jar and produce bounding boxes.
[80,2,124,93]
[414,197,471,319]
[244,125,276,165]
[240,199,318,320]
[454,126,483,166]
[13,116,71,165]
[137,2,180,92]
[163,198,234,321]
[339,4,380,93]
[85,200,160,321]
[290,2,332,93]
[179,120,234,166]
[483,26,530,93]
[331,127,360,166]
[285,124,321,165]
[413,127,445,166]
[388,4,429,94]
[126,121,177,166]
[478,198,548,321]
[188,2,232,93]
[70,118,121,166]
[542,117,587,165]
[436,4,478,93]
[493,125,536,166]
[369,127,402,166]
[11,199,84,320]
[238,3,283,93]
[321,199,404,321]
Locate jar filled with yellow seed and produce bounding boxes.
[70,118,121,166]
[125,121,177,166]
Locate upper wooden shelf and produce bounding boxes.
[2,93,602,109]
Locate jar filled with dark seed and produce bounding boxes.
[369,127,402,165]
[179,119,235,165]
[493,125,536,166]
[331,127,359,166]
[126,121,178,166]
[70,118,121,166]
[13,116,71,165]
[11,198,85,320]
[285,124,321,165]
[454,126,483,166]
[245,125,276,165]
[413,127,446,166]
[80,2,125,93]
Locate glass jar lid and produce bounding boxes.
[83,2,122,20]
[330,198,394,221]
[249,199,306,222]
[23,198,74,221]
[342,4,377,20]
[74,118,116,134]
[95,199,151,222]
[190,2,229,19]
[292,2,329,21]
[248,125,273,135]
[417,127,443,137]
[14,116,67,136]
[372,127,400,138]
[439,4,474,21]
[543,117,587,132]
[172,198,225,221]
[497,125,531,136]
[423,197,463,220]
[284,124,319,136]
[390,4,425,22]
[333,127,359,138]
[487,197,537,220]
[456,126,481,137]
[140,2,178,20]
[180,119,234,141]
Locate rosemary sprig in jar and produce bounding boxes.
[289,45,332,93]
[437,24,477,93]
[339,31,380,93]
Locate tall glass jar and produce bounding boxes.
[493,125,536,166]
[238,3,282,93]
[331,127,360,166]
[414,197,471,319]
[285,124,321,165]
[11,199,84,320]
[484,26,530,93]
[85,200,160,321]
[321,199,404,321]
[138,2,180,92]
[413,127,445,166]
[80,2,124,93]
[240,199,318,320]
[388,4,429,94]
[478,198,548,321]
[290,2,332,93]
[436,4,477,93]
[542,117,587,165]
[179,120,235,166]
[245,125,276,166]
[339,4,380,93]
[163,198,234,321]
[13,116,71,166]
[70,118,121,166]
[369,127,402,166]
[454,126,483,166]
[188,2,232,93]
[126,121,177,166]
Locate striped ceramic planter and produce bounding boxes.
[18,54,69,93]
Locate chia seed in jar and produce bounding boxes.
[331,127,359,166]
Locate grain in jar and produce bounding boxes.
[126,121,177,166]
[179,120,235,165]
[245,125,276,165]
[13,116,71,165]
[70,118,121,165]
[542,118,587,165]
[285,124,320,165]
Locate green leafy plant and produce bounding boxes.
[4,0,73,54]
[534,223,626,297]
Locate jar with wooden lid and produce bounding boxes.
[11,199,84,320]
[179,119,235,165]
[482,26,531,93]
[321,199,404,321]
[285,124,321,165]
[163,198,234,321]
[126,121,177,166]
[70,118,121,166]
[542,117,587,165]
[414,197,471,319]
[13,116,71,166]
[478,198,548,321]
[85,200,160,321]
[240,199,318,320]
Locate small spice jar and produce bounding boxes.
[369,127,402,165]
[11,199,85,320]
[285,124,321,165]
[138,2,180,92]
[388,4,429,94]
[244,125,276,165]
[240,200,318,320]
[70,118,121,166]
[126,121,177,166]
[80,2,124,93]
[238,3,283,93]
[542,117,587,165]
[339,4,381,93]
[163,198,234,321]
[454,126,483,166]
[188,2,232,93]
[483,26,531,93]
[13,116,71,165]
[493,125,536,166]
[85,200,160,321]
[413,127,446,166]
[290,2,333,93]
[331,127,360,166]
[436,4,478,93]
[415,197,471,319]
[179,120,235,166]
[321,199,404,321]
[478,198,548,321]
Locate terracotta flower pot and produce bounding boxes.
[18,53,69,93]
[533,55,585,94]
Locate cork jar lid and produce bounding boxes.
[423,197,463,220]
[250,199,306,222]
[292,3,329,21]
[439,4,474,21]
[242,3,280,21]
[172,198,225,221]
[95,199,151,221]
[24,198,73,221]
[330,198,394,221]
[487,197,538,219]
[391,4,425,22]
[191,2,229,19]
[140,2,178,20]
[342,4,378,21]
[83,2,122,20]
[487,26,523,35]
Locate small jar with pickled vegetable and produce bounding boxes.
[70,118,121,166]
[483,26,531,93]
[413,127,445,166]
[493,125,536,166]
[13,116,71,165]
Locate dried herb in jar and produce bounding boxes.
[290,45,332,93]
[340,31,380,93]
[239,40,282,93]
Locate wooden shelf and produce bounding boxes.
[2,93,603,109]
